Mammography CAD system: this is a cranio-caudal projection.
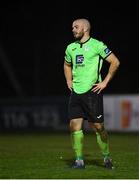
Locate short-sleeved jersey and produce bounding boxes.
[65,37,112,94]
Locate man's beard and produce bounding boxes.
[73,32,84,40]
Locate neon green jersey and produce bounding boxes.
[65,37,112,94]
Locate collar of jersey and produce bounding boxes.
[76,37,91,45]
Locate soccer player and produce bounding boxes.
[64,18,120,169]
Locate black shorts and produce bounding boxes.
[68,90,104,123]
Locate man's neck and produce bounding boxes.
[80,35,90,43]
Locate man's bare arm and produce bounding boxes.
[92,53,120,93]
[64,61,73,91]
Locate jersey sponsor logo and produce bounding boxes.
[104,48,111,54]
[76,55,84,64]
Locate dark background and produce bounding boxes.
[0,0,137,98]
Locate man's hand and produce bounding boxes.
[67,80,72,91]
[92,81,107,94]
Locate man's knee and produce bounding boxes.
[93,123,108,142]
[93,123,104,132]
[69,118,83,132]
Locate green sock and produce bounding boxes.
[96,132,110,157]
[71,130,84,160]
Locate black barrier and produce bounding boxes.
[0,96,69,132]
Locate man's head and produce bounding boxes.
[72,18,91,40]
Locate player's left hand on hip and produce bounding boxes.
[92,82,106,94]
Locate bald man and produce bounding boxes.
[64,18,120,169]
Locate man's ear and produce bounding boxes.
[84,28,88,33]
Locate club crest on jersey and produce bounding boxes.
[84,46,89,51]
[104,48,111,54]
[76,55,84,64]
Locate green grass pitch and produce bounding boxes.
[0,132,139,179]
